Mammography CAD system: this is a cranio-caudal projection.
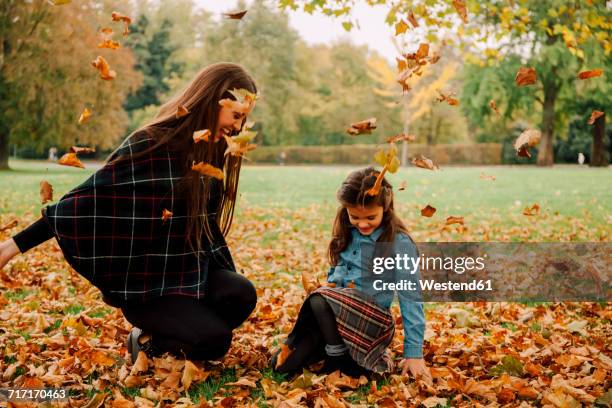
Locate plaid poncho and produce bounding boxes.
[42,132,234,304]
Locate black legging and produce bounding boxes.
[120,268,257,360]
[275,294,346,373]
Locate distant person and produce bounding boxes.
[272,167,430,382]
[578,152,585,165]
[0,63,258,364]
[48,146,58,161]
[278,150,287,166]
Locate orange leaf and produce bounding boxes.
[480,172,496,181]
[58,152,84,168]
[411,154,438,170]
[452,0,468,23]
[100,27,114,40]
[421,205,436,217]
[522,203,540,216]
[436,90,459,106]
[587,110,604,125]
[91,56,116,80]
[398,180,407,191]
[176,105,189,118]
[301,270,320,294]
[224,10,247,19]
[386,133,416,144]
[70,146,95,154]
[445,216,464,225]
[577,69,602,80]
[191,162,224,180]
[89,350,115,367]
[97,39,120,50]
[366,167,387,196]
[224,135,257,158]
[111,11,132,35]
[515,67,537,86]
[347,118,377,136]
[395,20,409,36]
[78,107,92,124]
[489,99,501,116]
[275,344,294,369]
[40,180,53,204]
[408,9,419,28]
[0,219,18,232]
[162,209,173,223]
[514,129,541,158]
[193,129,212,144]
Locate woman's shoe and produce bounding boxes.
[320,354,367,378]
[126,327,162,364]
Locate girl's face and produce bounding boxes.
[215,104,247,140]
[346,205,384,236]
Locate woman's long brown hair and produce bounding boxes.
[106,62,257,254]
[328,167,410,266]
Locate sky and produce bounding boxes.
[194,0,402,62]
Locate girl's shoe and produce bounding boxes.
[320,354,367,378]
[126,327,162,364]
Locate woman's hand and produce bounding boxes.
[0,238,20,271]
[400,358,432,385]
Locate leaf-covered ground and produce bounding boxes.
[0,203,610,407]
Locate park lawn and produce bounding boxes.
[1,159,609,229]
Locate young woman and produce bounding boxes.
[273,167,431,381]
[0,62,258,364]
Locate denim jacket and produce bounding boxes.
[327,227,425,358]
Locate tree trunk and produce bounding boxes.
[590,113,607,167]
[0,132,9,170]
[537,80,558,166]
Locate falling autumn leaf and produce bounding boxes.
[452,0,468,23]
[514,129,541,158]
[224,134,257,158]
[480,172,496,181]
[445,216,464,225]
[489,99,501,116]
[347,118,377,136]
[398,180,407,191]
[0,219,18,232]
[228,88,258,105]
[407,9,419,28]
[224,10,248,19]
[301,269,320,294]
[515,67,537,86]
[97,39,120,49]
[193,129,213,144]
[436,90,459,106]
[411,154,438,170]
[175,105,189,118]
[162,209,173,223]
[523,203,540,216]
[191,162,224,180]
[58,152,84,169]
[577,69,603,80]
[91,56,116,80]
[111,11,132,36]
[78,108,92,124]
[386,133,416,144]
[587,110,604,125]
[421,205,436,217]
[395,20,409,36]
[40,181,53,204]
[70,146,95,154]
[219,98,252,115]
[366,168,388,196]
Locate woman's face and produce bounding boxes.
[215,104,246,140]
[346,205,384,236]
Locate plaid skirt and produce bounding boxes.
[287,286,395,373]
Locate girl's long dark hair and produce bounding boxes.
[106,62,257,253]
[328,167,410,266]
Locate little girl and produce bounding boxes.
[273,167,430,380]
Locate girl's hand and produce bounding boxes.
[0,239,20,271]
[400,358,432,385]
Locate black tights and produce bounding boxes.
[275,294,346,373]
[121,268,257,360]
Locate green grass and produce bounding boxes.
[1,160,610,225]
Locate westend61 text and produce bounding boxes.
[372,279,493,291]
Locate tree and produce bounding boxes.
[279,0,610,166]
[0,1,141,167]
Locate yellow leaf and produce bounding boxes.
[395,20,409,35]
